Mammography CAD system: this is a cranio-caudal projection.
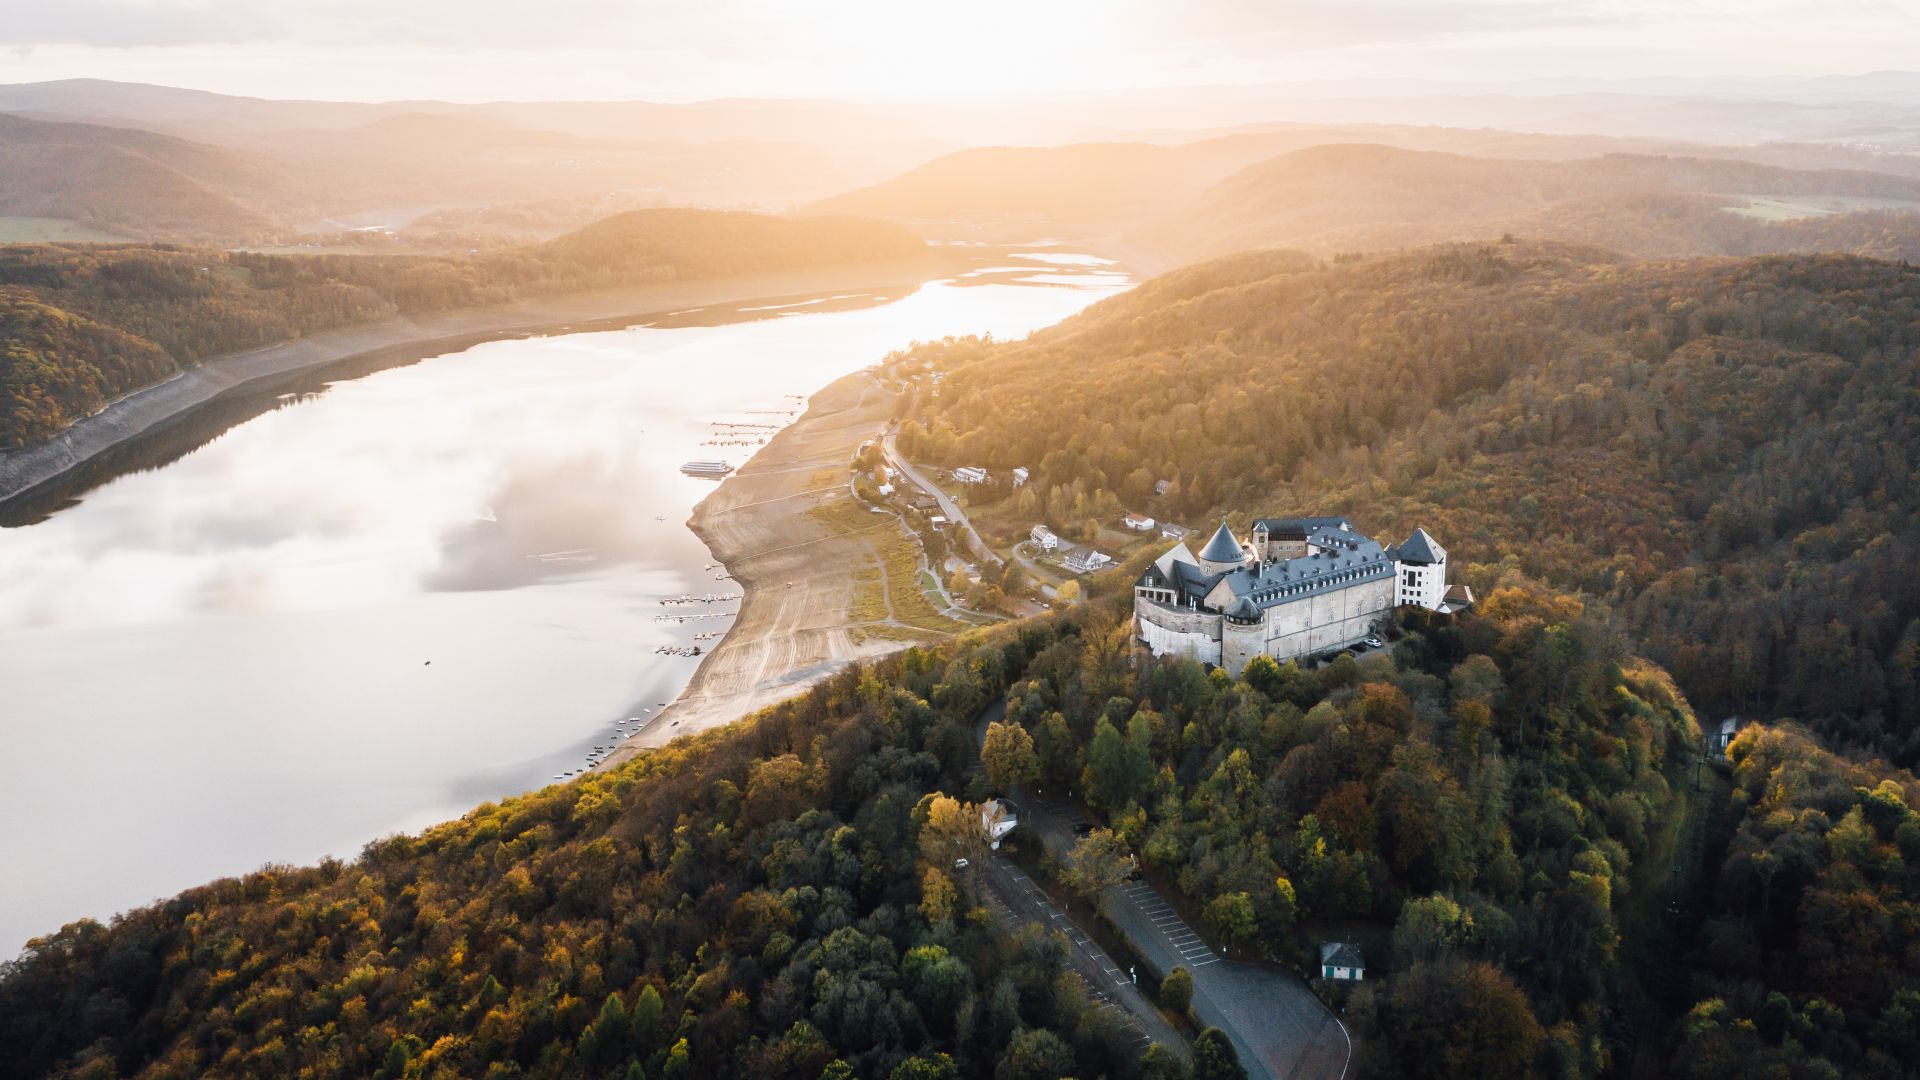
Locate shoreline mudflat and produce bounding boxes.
[0,254,944,508]
[600,367,944,765]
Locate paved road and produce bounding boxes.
[975,701,1352,1080]
[881,431,1001,569]
[1027,797,1351,1080]
[974,856,1187,1061]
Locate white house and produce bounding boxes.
[1030,525,1060,551]
[980,799,1018,849]
[1065,549,1111,574]
[1124,511,1157,532]
[953,466,989,485]
[1012,467,1030,488]
[1320,942,1365,981]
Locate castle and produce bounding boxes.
[1132,516,1453,675]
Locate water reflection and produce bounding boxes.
[0,251,1130,953]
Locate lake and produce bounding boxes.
[0,249,1130,955]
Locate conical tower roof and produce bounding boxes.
[1198,519,1243,564]
[1399,527,1442,565]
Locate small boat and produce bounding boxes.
[680,460,734,477]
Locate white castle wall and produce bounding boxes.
[1135,602,1223,666]
[1254,577,1393,669]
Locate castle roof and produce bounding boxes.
[1213,527,1396,612]
[1397,527,1443,565]
[1254,516,1353,540]
[1197,521,1244,564]
[1226,596,1260,622]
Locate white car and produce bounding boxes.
[1363,636,1384,649]
[952,858,970,870]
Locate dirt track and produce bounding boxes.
[600,368,945,763]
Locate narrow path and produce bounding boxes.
[881,431,1001,569]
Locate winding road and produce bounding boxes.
[881,430,1002,569]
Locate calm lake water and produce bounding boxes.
[0,250,1129,954]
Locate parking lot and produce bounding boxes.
[978,857,1176,1057]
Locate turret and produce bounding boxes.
[1195,519,1247,575]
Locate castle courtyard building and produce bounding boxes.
[1133,517,1451,675]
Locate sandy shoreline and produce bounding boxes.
[598,366,951,766]
[0,254,946,509]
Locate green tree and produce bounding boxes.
[1193,1027,1247,1080]
[890,1053,960,1080]
[1161,967,1194,1014]
[1203,893,1257,954]
[998,1028,1075,1080]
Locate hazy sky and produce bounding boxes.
[0,0,1917,102]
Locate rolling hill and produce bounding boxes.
[0,208,924,447]
[900,241,1920,766]
[0,113,282,241]
[1131,144,1920,262]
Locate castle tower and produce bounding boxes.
[1394,527,1448,610]
[1195,519,1247,576]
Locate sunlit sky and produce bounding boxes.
[1,0,1918,102]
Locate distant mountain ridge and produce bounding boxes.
[1136,143,1920,261]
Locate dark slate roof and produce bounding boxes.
[1398,527,1442,565]
[1226,597,1260,622]
[1320,942,1365,968]
[1213,528,1395,611]
[1254,516,1353,540]
[1197,521,1244,563]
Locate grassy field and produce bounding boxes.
[810,499,967,634]
[0,217,128,243]
[1721,193,1920,221]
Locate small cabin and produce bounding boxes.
[1160,523,1190,541]
[1124,512,1157,532]
[1154,479,1172,497]
[1320,942,1365,981]
[1012,467,1030,487]
[981,799,1018,849]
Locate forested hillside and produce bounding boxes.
[0,287,174,446]
[899,243,1920,764]
[6,584,1914,1078]
[0,209,923,448]
[1129,145,1920,262]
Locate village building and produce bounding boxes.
[1133,516,1452,675]
[1320,942,1365,981]
[1160,522,1190,541]
[1012,467,1029,487]
[952,466,989,485]
[1154,479,1173,497]
[1124,511,1157,531]
[1030,525,1060,551]
[1064,548,1111,574]
[980,799,1018,849]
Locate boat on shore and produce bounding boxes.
[680,459,734,477]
